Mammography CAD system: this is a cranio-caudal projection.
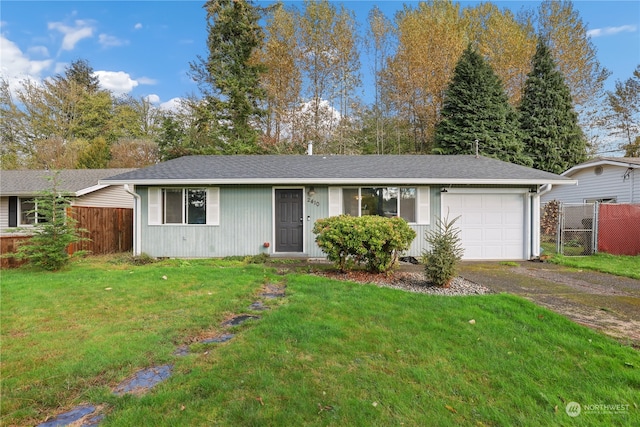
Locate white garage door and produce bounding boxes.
[442,193,525,260]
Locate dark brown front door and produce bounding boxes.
[275,189,303,252]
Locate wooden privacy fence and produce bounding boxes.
[68,206,133,255]
[1,206,133,268]
[0,235,32,268]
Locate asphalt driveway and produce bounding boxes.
[457,261,640,347]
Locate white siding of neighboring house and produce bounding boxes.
[541,164,638,204]
[1,186,133,232]
[73,185,134,208]
[0,197,8,228]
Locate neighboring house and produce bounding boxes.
[0,169,136,232]
[101,155,574,261]
[541,157,640,205]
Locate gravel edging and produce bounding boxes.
[315,271,493,296]
[369,272,493,296]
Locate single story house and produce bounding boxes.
[100,155,575,261]
[0,169,136,232]
[541,157,640,205]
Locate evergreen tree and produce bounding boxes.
[189,0,267,154]
[10,173,88,271]
[62,59,100,94]
[519,38,586,174]
[433,44,530,165]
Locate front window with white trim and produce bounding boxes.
[147,187,219,226]
[332,187,429,224]
[163,188,207,224]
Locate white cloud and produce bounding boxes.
[98,33,128,48]
[93,70,138,95]
[0,35,53,92]
[145,94,160,104]
[134,23,143,30]
[160,97,183,111]
[587,25,637,38]
[48,19,94,51]
[27,45,50,57]
[53,62,68,74]
[137,76,157,85]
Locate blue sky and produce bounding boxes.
[1,0,638,110]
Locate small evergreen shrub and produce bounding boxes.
[313,215,416,273]
[10,173,89,271]
[422,215,464,287]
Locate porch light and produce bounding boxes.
[308,186,316,196]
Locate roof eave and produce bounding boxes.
[563,159,640,176]
[75,184,110,197]
[100,178,576,186]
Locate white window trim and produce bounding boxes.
[147,187,219,226]
[18,197,38,226]
[328,186,430,225]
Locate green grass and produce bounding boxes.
[551,253,640,279]
[2,257,639,426]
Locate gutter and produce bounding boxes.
[101,178,578,187]
[537,183,554,197]
[529,184,554,259]
[124,184,141,256]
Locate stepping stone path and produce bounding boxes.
[38,281,286,426]
[112,364,173,396]
[221,314,260,327]
[37,405,102,427]
[260,282,286,299]
[200,333,236,344]
[249,301,269,311]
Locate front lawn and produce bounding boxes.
[550,253,640,279]
[1,257,638,426]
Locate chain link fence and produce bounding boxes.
[558,203,596,256]
[541,201,640,257]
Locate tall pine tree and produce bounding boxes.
[433,44,530,166]
[519,38,586,174]
[190,0,267,154]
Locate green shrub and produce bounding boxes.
[8,173,89,271]
[422,215,464,287]
[313,215,416,273]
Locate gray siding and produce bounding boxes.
[542,165,639,204]
[140,185,272,258]
[138,185,441,259]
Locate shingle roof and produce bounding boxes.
[562,157,640,176]
[0,169,136,196]
[99,155,571,186]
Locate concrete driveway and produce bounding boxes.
[457,261,640,347]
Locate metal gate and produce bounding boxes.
[558,203,598,256]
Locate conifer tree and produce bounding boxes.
[190,0,267,154]
[519,38,586,174]
[433,44,530,165]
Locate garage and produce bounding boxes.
[441,191,526,260]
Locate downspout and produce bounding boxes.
[530,184,553,258]
[124,184,141,256]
